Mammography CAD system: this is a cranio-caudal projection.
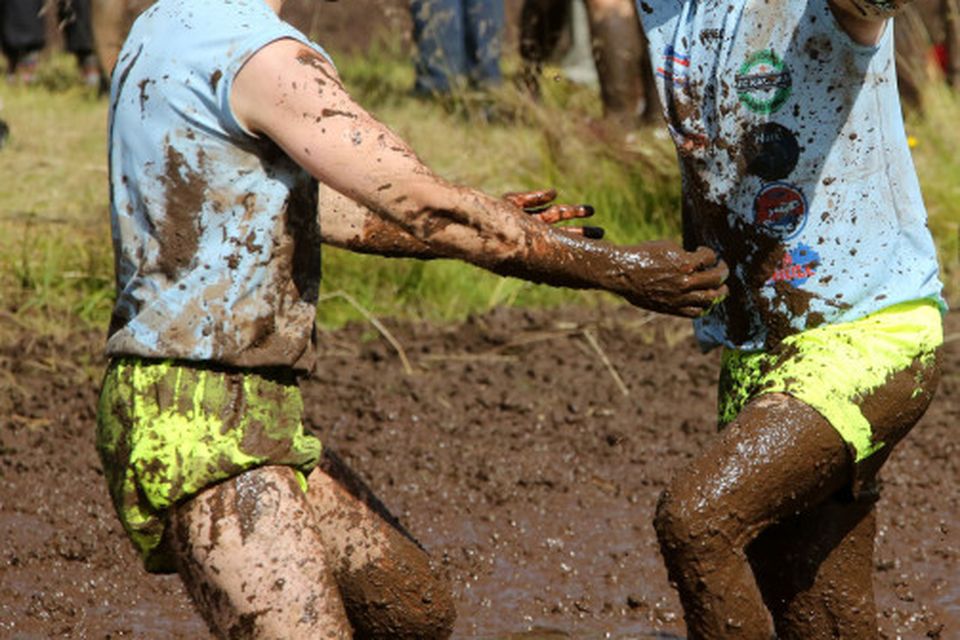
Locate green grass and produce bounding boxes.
[0,50,957,339]
[906,84,960,296]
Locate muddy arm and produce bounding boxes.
[318,183,434,258]
[233,39,727,317]
[829,0,916,45]
[319,184,598,259]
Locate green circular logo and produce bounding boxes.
[735,50,792,115]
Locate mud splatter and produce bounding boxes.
[321,108,358,120]
[157,144,206,280]
[294,48,343,90]
[137,78,154,116]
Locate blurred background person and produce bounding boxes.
[410,0,505,96]
[59,0,101,87]
[0,0,101,86]
[1,0,45,83]
[520,0,658,129]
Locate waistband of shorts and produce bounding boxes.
[106,355,300,384]
[725,298,943,357]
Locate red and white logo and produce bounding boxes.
[753,182,807,239]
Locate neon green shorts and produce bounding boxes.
[96,358,323,573]
[718,300,943,465]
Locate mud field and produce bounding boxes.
[0,305,957,639]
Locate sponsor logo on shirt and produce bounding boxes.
[736,50,792,114]
[768,244,819,287]
[742,123,800,181]
[657,45,690,86]
[754,181,808,239]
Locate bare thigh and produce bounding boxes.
[168,465,352,640]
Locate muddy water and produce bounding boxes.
[0,307,956,638]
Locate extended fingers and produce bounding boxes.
[532,203,595,225]
[559,225,605,239]
[502,188,557,210]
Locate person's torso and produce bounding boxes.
[107,0,330,369]
[638,0,944,350]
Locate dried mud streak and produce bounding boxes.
[169,491,235,636]
[295,48,345,91]
[158,144,205,280]
[233,469,276,545]
[340,210,432,258]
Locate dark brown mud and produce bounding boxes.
[0,305,957,638]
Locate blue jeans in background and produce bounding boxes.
[410,0,504,95]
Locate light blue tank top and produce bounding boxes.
[638,0,945,350]
[106,0,332,369]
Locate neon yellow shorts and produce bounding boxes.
[96,358,323,573]
[718,300,943,464]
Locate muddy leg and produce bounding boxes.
[518,0,570,97]
[583,0,645,128]
[654,394,851,639]
[168,465,353,640]
[305,449,456,640]
[748,493,878,639]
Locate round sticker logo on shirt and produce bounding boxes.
[742,123,800,181]
[754,182,808,239]
[735,50,792,115]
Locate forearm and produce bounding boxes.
[322,175,630,294]
[388,181,637,297]
[319,183,435,259]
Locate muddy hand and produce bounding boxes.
[620,241,728,318]
[503,188,603,239]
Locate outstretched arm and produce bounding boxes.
[232,39,727,317]
[829,0,915,45]
[319,185,600,259]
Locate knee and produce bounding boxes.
[654,486,696,555]
[654,482,736,559]
[396,575,456,640]
[340,556,456,640]
[389,565,457,640]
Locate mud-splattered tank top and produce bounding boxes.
[637,0,945,351]
[106,0,333,370]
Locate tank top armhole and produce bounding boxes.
[820,0,891,55]
[217,33,336,141]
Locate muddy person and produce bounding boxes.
[95,0,729,638]
[635,2,947,639]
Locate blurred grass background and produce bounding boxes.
[0,47,957,340]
